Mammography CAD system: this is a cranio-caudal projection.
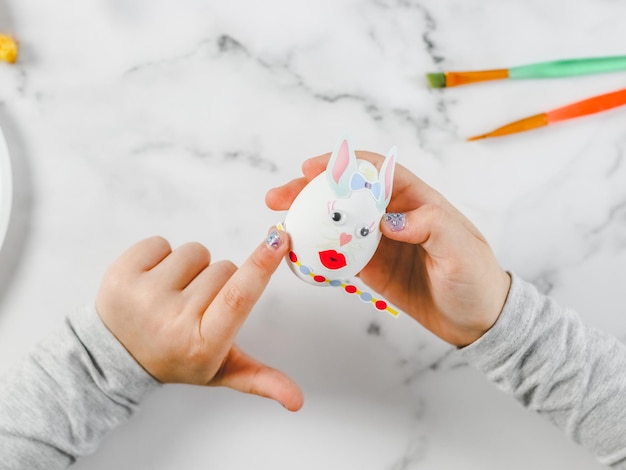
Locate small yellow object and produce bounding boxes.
[0,34,18,64]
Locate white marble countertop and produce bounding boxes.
[1,1,625,468]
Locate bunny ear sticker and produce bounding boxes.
[281,136,399,317]
[377,146,396,212]
[327,136,359,198]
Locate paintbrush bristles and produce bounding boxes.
[426,73,447,88]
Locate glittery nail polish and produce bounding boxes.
[383,213,405,232]
[266,230,283,250]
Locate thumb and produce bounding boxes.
[380,205,473,259]
[381,205,440,246]
[381,204,488,258]
[213,345,304,412]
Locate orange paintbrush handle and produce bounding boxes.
[468,87,626,141]
[444,69,509,87]
[467,113,548,141]
[546,87,626,123]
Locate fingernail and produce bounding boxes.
[383,213,406,232]
[266,230,283,250]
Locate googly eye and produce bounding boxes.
[330,211,345,224]
[356,225,371,238]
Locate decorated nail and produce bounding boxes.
[383,213,405,232]
[266,230,283,250]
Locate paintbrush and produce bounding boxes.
[427,55,626,88]
[467,87,626,141]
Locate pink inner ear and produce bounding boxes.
[331,140,350,184]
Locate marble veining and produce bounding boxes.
[1,0,625,468]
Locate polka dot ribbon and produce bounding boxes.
[287,250,398,317]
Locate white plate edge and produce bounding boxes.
[0,125,13,249]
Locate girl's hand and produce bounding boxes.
[96,231,303,411]
[266,152,510,347]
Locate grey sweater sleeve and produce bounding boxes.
[459,273,626,468]
[0,304,161,468]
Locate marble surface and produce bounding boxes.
[0,0,625,468]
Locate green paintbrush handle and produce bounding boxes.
[509,55,626,79]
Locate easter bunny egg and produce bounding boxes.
[283,137,395,286]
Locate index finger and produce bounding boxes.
[109,236,173,276]
[200,229,290,342]
[264,152,331,211]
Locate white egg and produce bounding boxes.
[283,137,396,286]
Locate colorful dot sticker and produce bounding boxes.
[286,247,398,317]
